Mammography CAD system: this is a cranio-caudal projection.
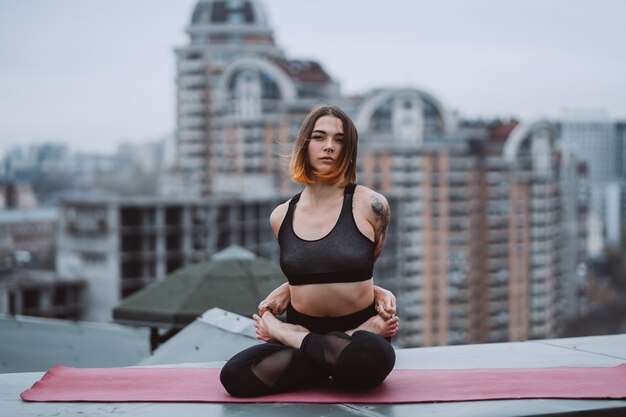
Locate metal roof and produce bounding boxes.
[139,308,260,366]
[0,315,150,374]
[113,247,287,328]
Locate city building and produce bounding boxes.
[1,143,71,180]
[353,90,586,346]
[1,140,167,203]
[617,120,626,222]
[7,0,586,347]
[56,194,280,321]
[0,269,85,319]
[0,207,58,268]
[55,192,399,322]
[165,0,589,347]
[173,0,340,197]
[560,109,620,254]
[0,181,38,209]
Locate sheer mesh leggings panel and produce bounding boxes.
[300,330,396,390]
[220,342,325,397]
[250,348,293,388]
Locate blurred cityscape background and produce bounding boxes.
[1,0,626,353]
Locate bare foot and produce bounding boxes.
[347,315,399,338]
[253,311,309,347]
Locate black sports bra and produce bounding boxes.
[278,184,375,286]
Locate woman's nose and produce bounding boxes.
[323,138,334,152]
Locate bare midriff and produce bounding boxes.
[289,278,375,317]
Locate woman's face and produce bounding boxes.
[307,115,344,175]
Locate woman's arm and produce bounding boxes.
[354,185,390,262]
[259,282,290,316]
[259,201,292,316]
[354,186,395,319]
[369,192,390,262]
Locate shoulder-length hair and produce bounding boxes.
[290,105,358,186]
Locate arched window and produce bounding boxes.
[227,67,282,117]
[232,69,261,117]
[392,95,424,144]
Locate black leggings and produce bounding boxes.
[219,303,396,397]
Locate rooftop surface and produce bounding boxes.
[0,314,150,373]
[2,331,625,417]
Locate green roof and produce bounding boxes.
[113,247,286,327]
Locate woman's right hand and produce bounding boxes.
[373,285,397,320]
[258,282,290,316]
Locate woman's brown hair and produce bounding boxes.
[290,105,358,186]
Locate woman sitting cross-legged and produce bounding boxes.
[219,105,399,397]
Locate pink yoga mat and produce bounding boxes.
[21,364,626,403]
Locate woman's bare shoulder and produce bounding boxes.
[353,185,390,218]
[269,199,291,236]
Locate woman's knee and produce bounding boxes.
[332,331,395,390]
[221,359,272,397]
[219,349,272,397]
[220,358,250,397]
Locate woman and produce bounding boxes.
[220,105,399,397]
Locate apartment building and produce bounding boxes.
[173,0,340,197]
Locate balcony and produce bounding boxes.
[177,74,205,88]
[178,116,206,129]
[178,128,206,142]
[177,60,205,73]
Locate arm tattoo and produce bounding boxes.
[370,195,390,259]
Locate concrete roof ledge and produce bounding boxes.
[2,332,625,416]
[395,333,626,370]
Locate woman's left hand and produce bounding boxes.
[373,285,397,320]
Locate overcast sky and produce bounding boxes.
[1,0,625,157]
